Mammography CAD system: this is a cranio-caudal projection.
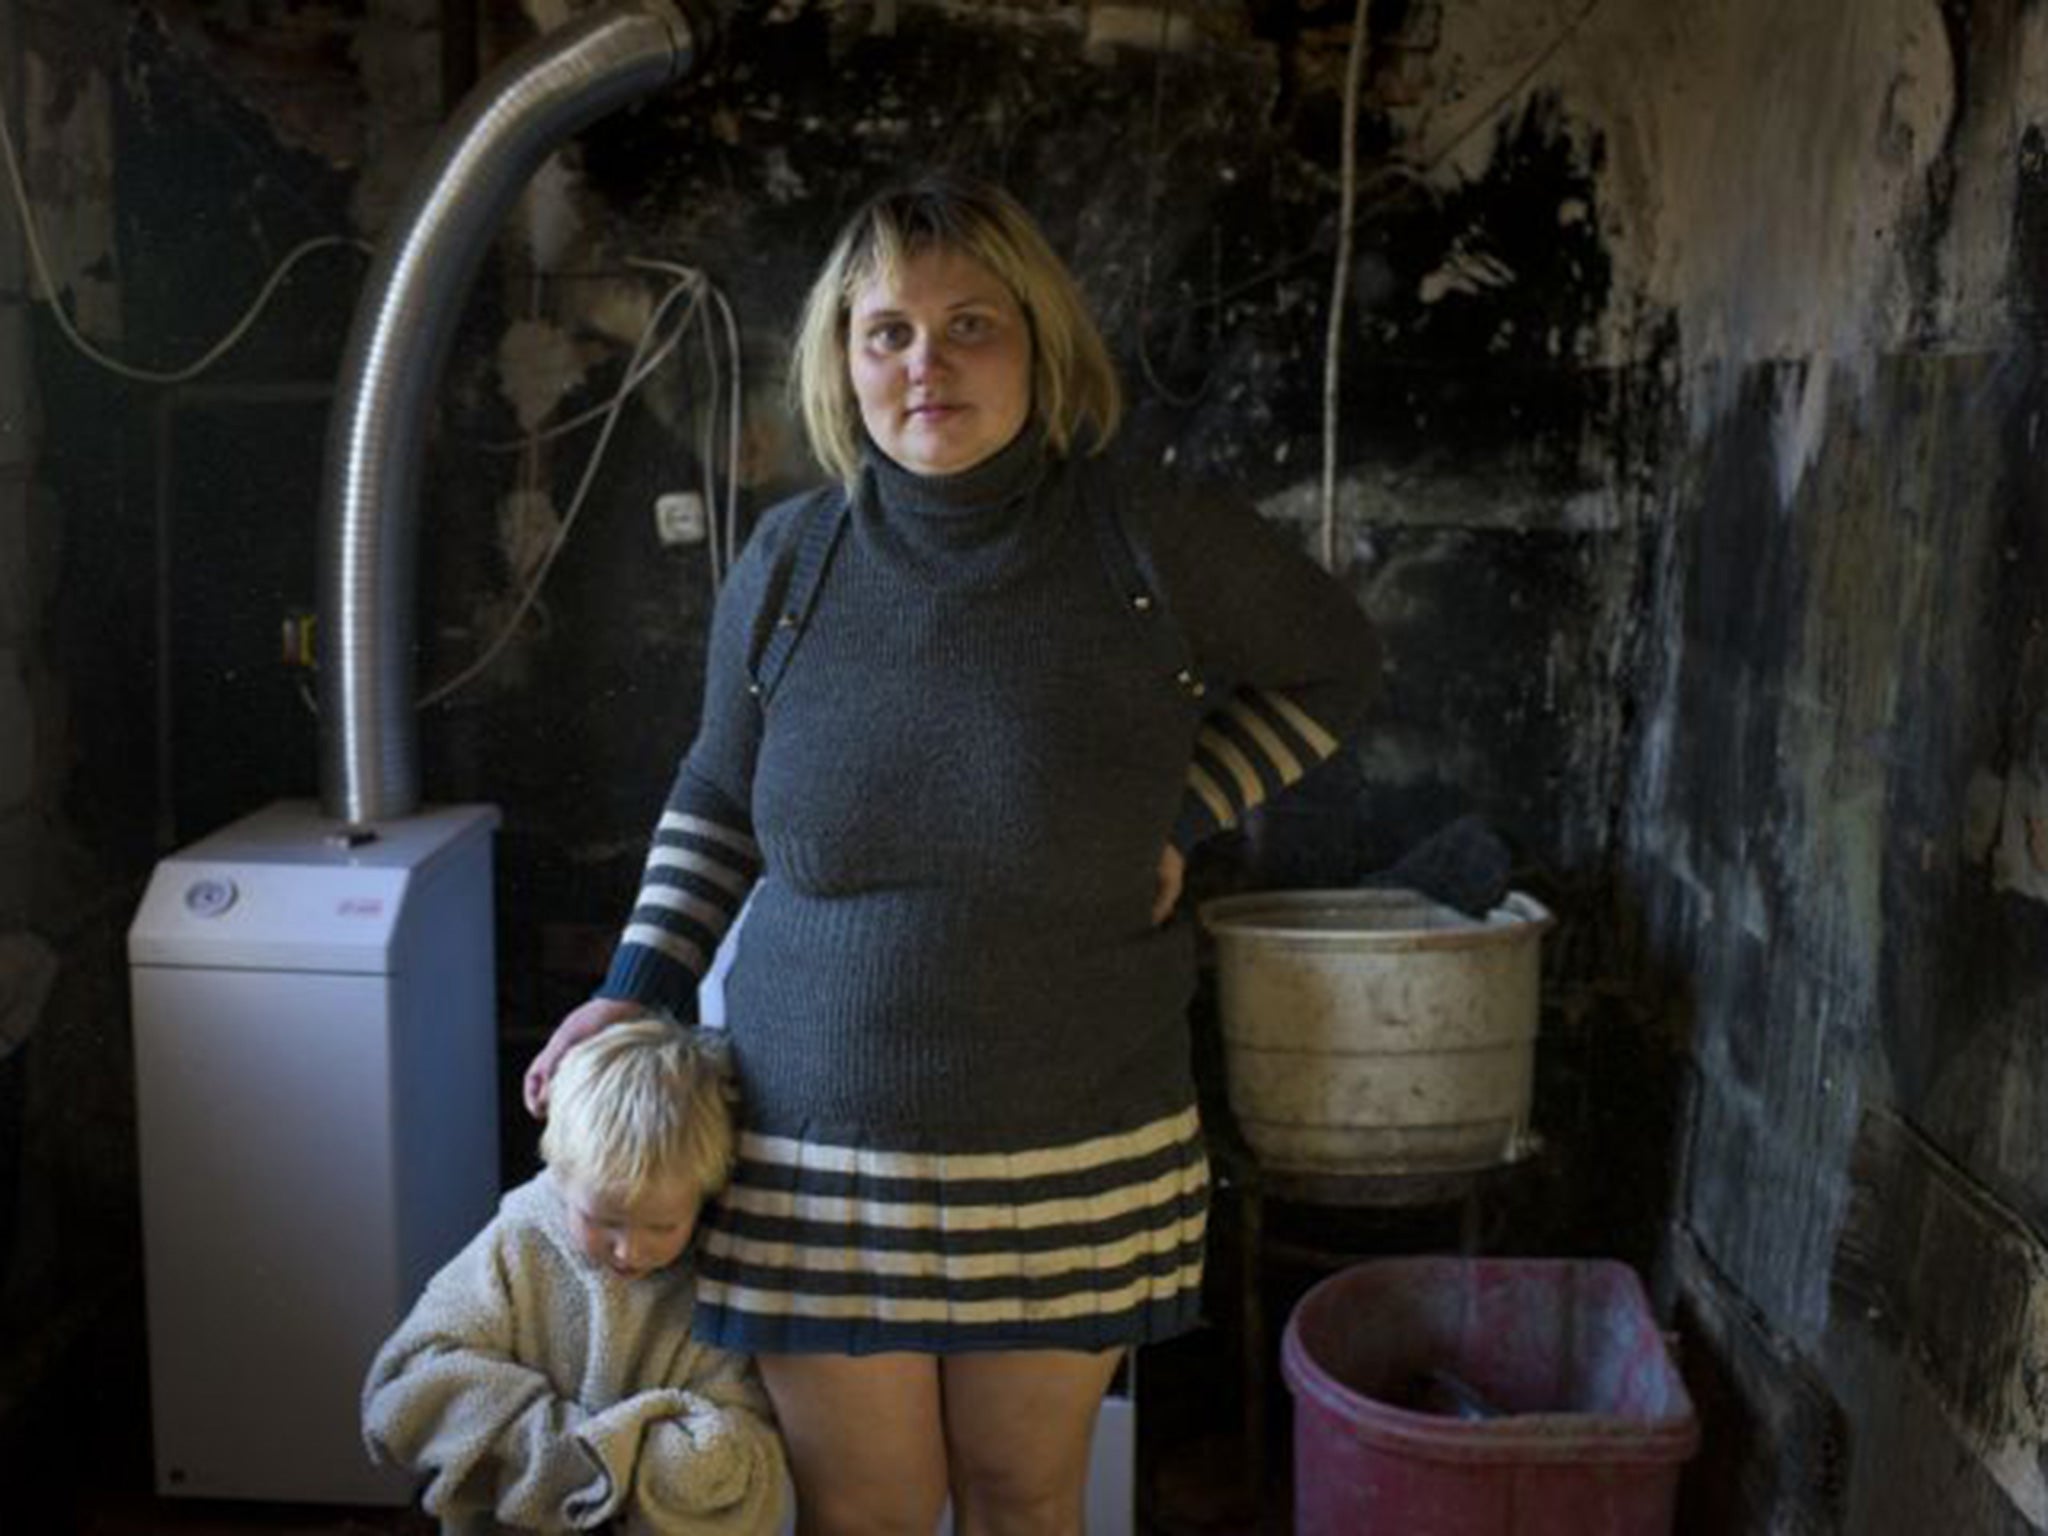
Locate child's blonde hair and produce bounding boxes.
[539,1017,736,1200]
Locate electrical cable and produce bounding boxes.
[1169,0,1606,327]
[0,78,368,385]
[419,270,700,708]
[1315,0,1606,570]
[1320,0,1372,573]
[697,293,722,587]
[630,256,744,586]
[473,317,693,450]
[1134,0,1206,410]
[0,66,744,707]
[634,258,724,587]
[411,257,743,710]
[712,283,743,586]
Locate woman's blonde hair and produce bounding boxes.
[539,1017,737,1200]
[791,172,1123,484]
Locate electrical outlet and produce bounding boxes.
[654,491,707,546]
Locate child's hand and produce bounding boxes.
[634,1394,755,1516]
[522,997,644,1117]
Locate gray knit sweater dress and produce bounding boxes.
[596,428,1380,1355]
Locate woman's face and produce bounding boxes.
[847,244,1033,476]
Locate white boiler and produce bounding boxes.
[127,798,500,1504]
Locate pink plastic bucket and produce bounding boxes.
[1281,1257,1698,1536]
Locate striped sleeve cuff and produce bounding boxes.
[598,809,763,1016]
[1171,686,1344,851]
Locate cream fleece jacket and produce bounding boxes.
[362,1173,786,1536]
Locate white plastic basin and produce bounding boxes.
[1200,888,1552,1179]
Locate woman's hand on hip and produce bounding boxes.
[1152,844,1186,926]
[523,996,644,1118]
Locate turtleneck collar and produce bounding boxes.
[854,421,1069,590]
[863,420,1049,522]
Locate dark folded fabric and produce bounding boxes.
[1360,813,1511,918]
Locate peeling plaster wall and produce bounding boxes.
[1499,1,1956,364]
[1497,0,2048,1529]
[1380,3,2048,1526]
[0,0,376,1489]
[0,0,154,1472]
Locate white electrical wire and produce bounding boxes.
[698,291,722,587]
[419,270,701,708]
[1315,0,1604,572]
[475,311,695,451]
[713,283,743,585]
[1133,0,1205,410]
[488,257,743,585]
[629,256,745,586]
[1,60,751,707]
[1319,0,1372,574]
[417,257,746,710]
[630,258,722,586]
[0,79,367,385]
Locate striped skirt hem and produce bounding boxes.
[693,1103,1211,1355]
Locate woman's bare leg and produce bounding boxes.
[758,1352,950,1536]
[940,1350,1124,1536]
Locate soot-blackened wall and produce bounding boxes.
[12,3,2048,1531]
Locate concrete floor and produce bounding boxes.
[18,1306,1279,1536]
[64,1497,432,1536]
[4,1181,1461,1536]
[45,1386,1269,1536]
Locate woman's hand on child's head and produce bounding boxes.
[522,997,646,1118]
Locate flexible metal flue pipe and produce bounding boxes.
[318,0,703,825]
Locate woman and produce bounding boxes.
[525,173,1380,1536]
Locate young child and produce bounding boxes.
[362,1018,785,1535]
